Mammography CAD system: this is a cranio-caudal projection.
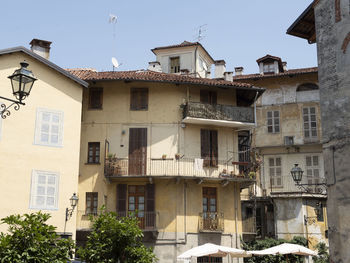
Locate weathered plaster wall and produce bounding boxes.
[315,0,350,262]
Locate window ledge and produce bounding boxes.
[85,162,101,165]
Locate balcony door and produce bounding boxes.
[202,187,217,230]
[200,90,217,105]
[128,185,145,229]
[129,128,147,176]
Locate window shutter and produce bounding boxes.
[210,91,217,105]
[116,184,127,217]
[145,184,155,228]
[201,129,210,166]
[211,130,218,167]
[130,89,137,110]
[200,90,209,103]
[140,89,148,110]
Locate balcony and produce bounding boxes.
[199,212,224,232]
[116,211,158,231]
[104,157,253,181]
[182,102,255,128]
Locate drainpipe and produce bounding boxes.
[234,184,239,249]
[253,91,259,127]
[194,46,198,77]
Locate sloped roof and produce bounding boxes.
[232,67,318,81]
[151,41,215,63]
[67,69,265,105]
[0,46,88,87]
[256,54,282,64]
[286,1,316,43]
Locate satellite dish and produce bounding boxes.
[112,57,119,69]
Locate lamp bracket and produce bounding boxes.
[0,95,25,119]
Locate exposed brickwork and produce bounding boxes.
[335,0,341,22]
[341,32,350,53]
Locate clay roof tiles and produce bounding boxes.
[232,67,318,81]
[67,69,261,89]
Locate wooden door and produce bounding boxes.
[202,187,217,230]
[128,185,145,229]
[129,128,147,176]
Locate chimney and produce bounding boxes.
[224,72,233,81]
[282,61,287,72]
[214,60,226,79]
[235,67,244,76]
[29,39,52,60]
[148,61,162,72]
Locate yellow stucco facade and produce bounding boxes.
[0,50,84,238]
[75,75,256,262]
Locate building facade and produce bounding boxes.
[70,42,264,263]
[288,1,350,262]
[233,55,328,248]
[0,40,87,238]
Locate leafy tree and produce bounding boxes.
[0,212,74,263]
[242,236,308,263]
[77,208,156,263]
[312,242,330,263]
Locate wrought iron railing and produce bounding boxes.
[116,211,158,231]
[104,157,252,179]
[199,212,224,232]
[183,102,254,123]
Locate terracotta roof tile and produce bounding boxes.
[232,67,318,81]
[67,69,261,89]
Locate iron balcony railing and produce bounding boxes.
[183,102,255,123]
[199,212,224,232]
[104,157,253,179]
[116,211,159,231]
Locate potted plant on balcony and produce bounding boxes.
[175,153,181,160]
[248,171,256,179]
[162,154,167,160]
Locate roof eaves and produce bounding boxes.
[0,46,89,88]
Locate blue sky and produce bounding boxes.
[1,0,316,74]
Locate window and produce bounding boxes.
[306,155,320,185]
[284,136,294,145]
[88,142,100,163]
[269,157,282,187]
[263,63,275,73]
[202,187,217,213]
[128,185,145,228]
[267,111,280,133]
[86,192,98,215]
[170,57,180,73]
[88,88,103,109]
[201,129,218,167]
[200,90,217,105]
[34,108,64,147]
[303,107,317,138]
[130,88,148,110]
[297,83,319,92]
[30,170,59,210]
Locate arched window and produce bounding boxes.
[297,83,319,92]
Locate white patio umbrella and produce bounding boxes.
[249,243,318,262]
[177,243,251,262]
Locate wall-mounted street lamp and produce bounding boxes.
[0,61,37,119]
[290,164,327,195]
[65,193,79,222]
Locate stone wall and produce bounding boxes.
[315,0,350,262]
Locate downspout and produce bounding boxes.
[184,181,187,244]
[235,184,239,248]
[194,45,199,77]
[253,91,259,127]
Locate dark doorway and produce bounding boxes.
[129,128,147,175]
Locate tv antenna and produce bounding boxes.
[193,24,207,42]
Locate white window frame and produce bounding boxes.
[269,157,282,187]
[267,110,280,133]
[303,107,317,139]
[305,155,320,185]
[34,108,64,147]
[30,170,60,210]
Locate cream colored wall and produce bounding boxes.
[77,80,244,236]
[0,52,83,237]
